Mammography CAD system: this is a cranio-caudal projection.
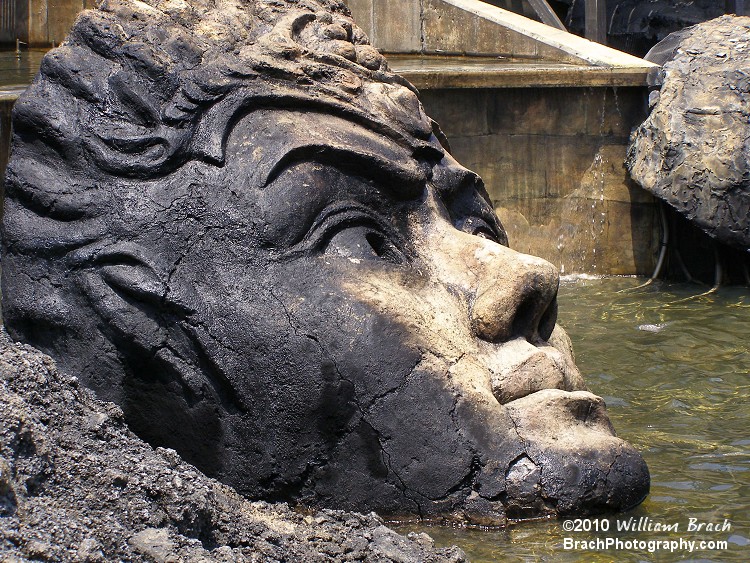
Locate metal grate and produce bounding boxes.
[1,0,17,43]
[1,1,14,29]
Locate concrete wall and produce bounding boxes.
[1,0,87,46]
[345,0,653,67]
[1,1,27,45]
[419,86,658,275]
[347,0,580,59]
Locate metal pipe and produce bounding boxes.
[618,200,669,293]
[16,39,27,59]
[672,247,694,283]
[711,244,723,290]
[586,0,607,44]
[527,0,566,30]
[649,202,670,282]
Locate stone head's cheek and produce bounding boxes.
[363,353,524,503]
[330,267,530,505]
[177,262,370,496]
[268,262,429,403]
[337,268,479,363]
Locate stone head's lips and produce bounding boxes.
[483,335,587,404]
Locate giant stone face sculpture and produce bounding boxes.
[2,0,649,524]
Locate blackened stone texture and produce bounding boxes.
[628,16,750,250]
[2,0,648,525]
[0,331,466,562]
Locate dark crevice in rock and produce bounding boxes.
[179,319,247,413]
[440,455,482,502]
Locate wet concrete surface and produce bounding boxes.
[388,55,654,88]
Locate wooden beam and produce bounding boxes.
[526,0,566,30]
[585,0,607,44]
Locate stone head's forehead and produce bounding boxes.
[5,0,445,258]
[223,109,443,197]
[11,0,437,184]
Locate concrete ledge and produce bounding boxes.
[389,56,657,88]
[346,0,657,87]
[0,87,25,102]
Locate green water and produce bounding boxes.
[397,276,750,562]
[0,48,46,89]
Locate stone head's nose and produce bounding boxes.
[469,247,560,343]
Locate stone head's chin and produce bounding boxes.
[493,389,649,522]
[428,388,649,527]
[394,326,648,526]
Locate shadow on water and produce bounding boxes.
[395,276,750,562]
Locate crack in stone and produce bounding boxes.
[604,452,622,483]
[164,224,225,296]
[361,353,424,412]
[505,409,530,456]
[376,431,424,519]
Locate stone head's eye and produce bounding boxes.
[296,201,410,263]
[472,225,498,241]
[324,225,404,263]
[364,231,402,261]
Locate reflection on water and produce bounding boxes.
[0,49,47,89]
[396,277,750,562]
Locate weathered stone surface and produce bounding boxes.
[627,15,750,250]
[3,0,648,527]
[0,332,466,562]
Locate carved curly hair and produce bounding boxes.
[2,0,442,354]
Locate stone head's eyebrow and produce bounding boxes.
[263,143,437,200]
